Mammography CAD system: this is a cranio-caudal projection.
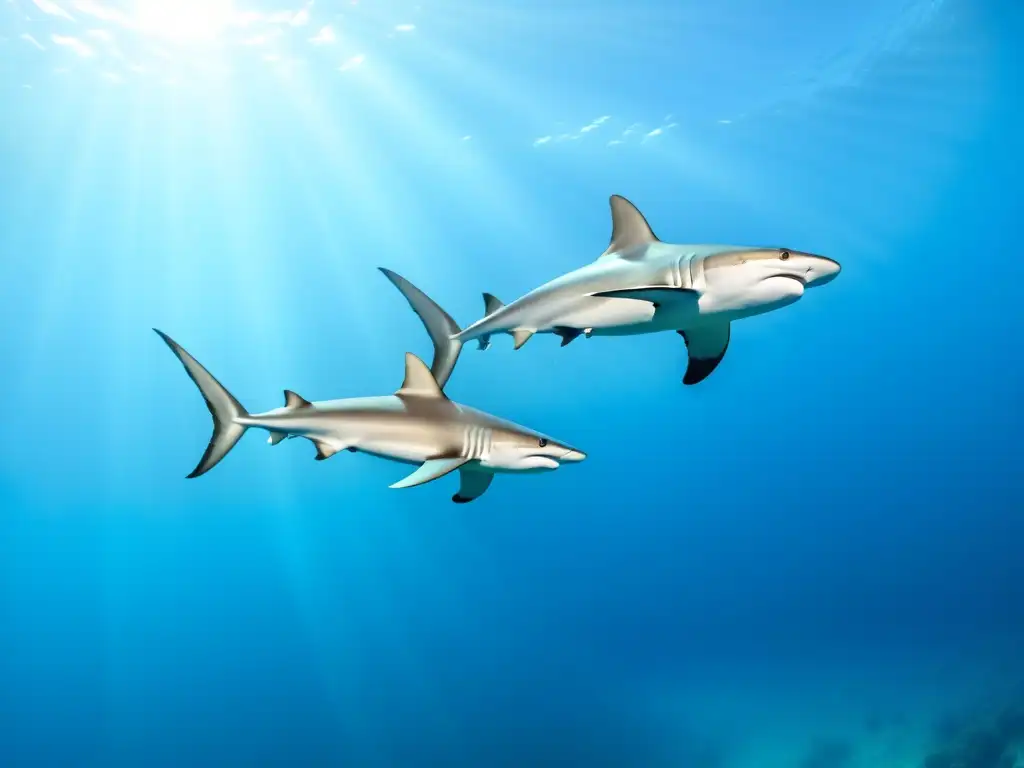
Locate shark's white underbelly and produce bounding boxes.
[697,275,806,321]
[554,296,658,331]
[272,412,454,467]
[351,437,432,466]
[577,294,702,336]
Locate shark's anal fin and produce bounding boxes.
[554,327,583,347]
[512,329,535,350]
[452,469,494,503]
[590,287,697,308]
[313,440,341,461]
[396,353,447,399]
[602,195,660,258]
[284,389,311,409]
[679,322,731,386]
[390,457,469,489]
[268,431,288,446]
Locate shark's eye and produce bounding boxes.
[780,250,791,261]
[538,438,548,447]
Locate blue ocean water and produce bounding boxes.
[1,0,1022,765]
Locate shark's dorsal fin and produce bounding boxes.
[397,353,446,398]
[283,390,311,409]
[602,195,659,258]
[482,293,504,316]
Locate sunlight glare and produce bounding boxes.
[132,0,235,43]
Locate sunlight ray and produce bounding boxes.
[98,74,149,736]
[16,86,113,396]
[248,65,394,358]
[199,66,374,748]
[323,43,559,269]
[249,58,536,738]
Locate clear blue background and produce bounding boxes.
[1,0,1022,765]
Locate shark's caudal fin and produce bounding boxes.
[379,268,463,389]
[154,329,249,478]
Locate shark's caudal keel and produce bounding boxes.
[154,329,585,504]
[391,194,840,386]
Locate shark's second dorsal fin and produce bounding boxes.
[284,390,311,409]
[482,292,504,316]
[397,353,446,399]
[602,194,659,258]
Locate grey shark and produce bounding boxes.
[155,330,585,504]
[383,195,841,385]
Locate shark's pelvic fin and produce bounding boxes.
[267,431,288,446]
[283,390,311,409]
[679,322,731,385]
[396,353,447,399]
[453,469,494,503]
[554,327,583,347]
[603,195,660,257]
[154,329,249,479]
[391,457,469,489]
[512,329,535,350]
[379,268,463,389]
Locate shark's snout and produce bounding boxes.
[805,256,841,287]
[561,448,587,463]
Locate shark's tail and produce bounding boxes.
[378,268,463,389]
[154,329,250,478]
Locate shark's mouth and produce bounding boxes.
[772,273,806,286]
[525,455,561,469]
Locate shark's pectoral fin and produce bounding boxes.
[390,457,469,489]
[512,329,535,350]
[452,469,494,503]
[554,327,583,347]
[679,322,731,385]
[267,431,288,446]
[590,287,698,308]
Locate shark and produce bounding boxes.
[382,195,841,385]
[154,328,585,504]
